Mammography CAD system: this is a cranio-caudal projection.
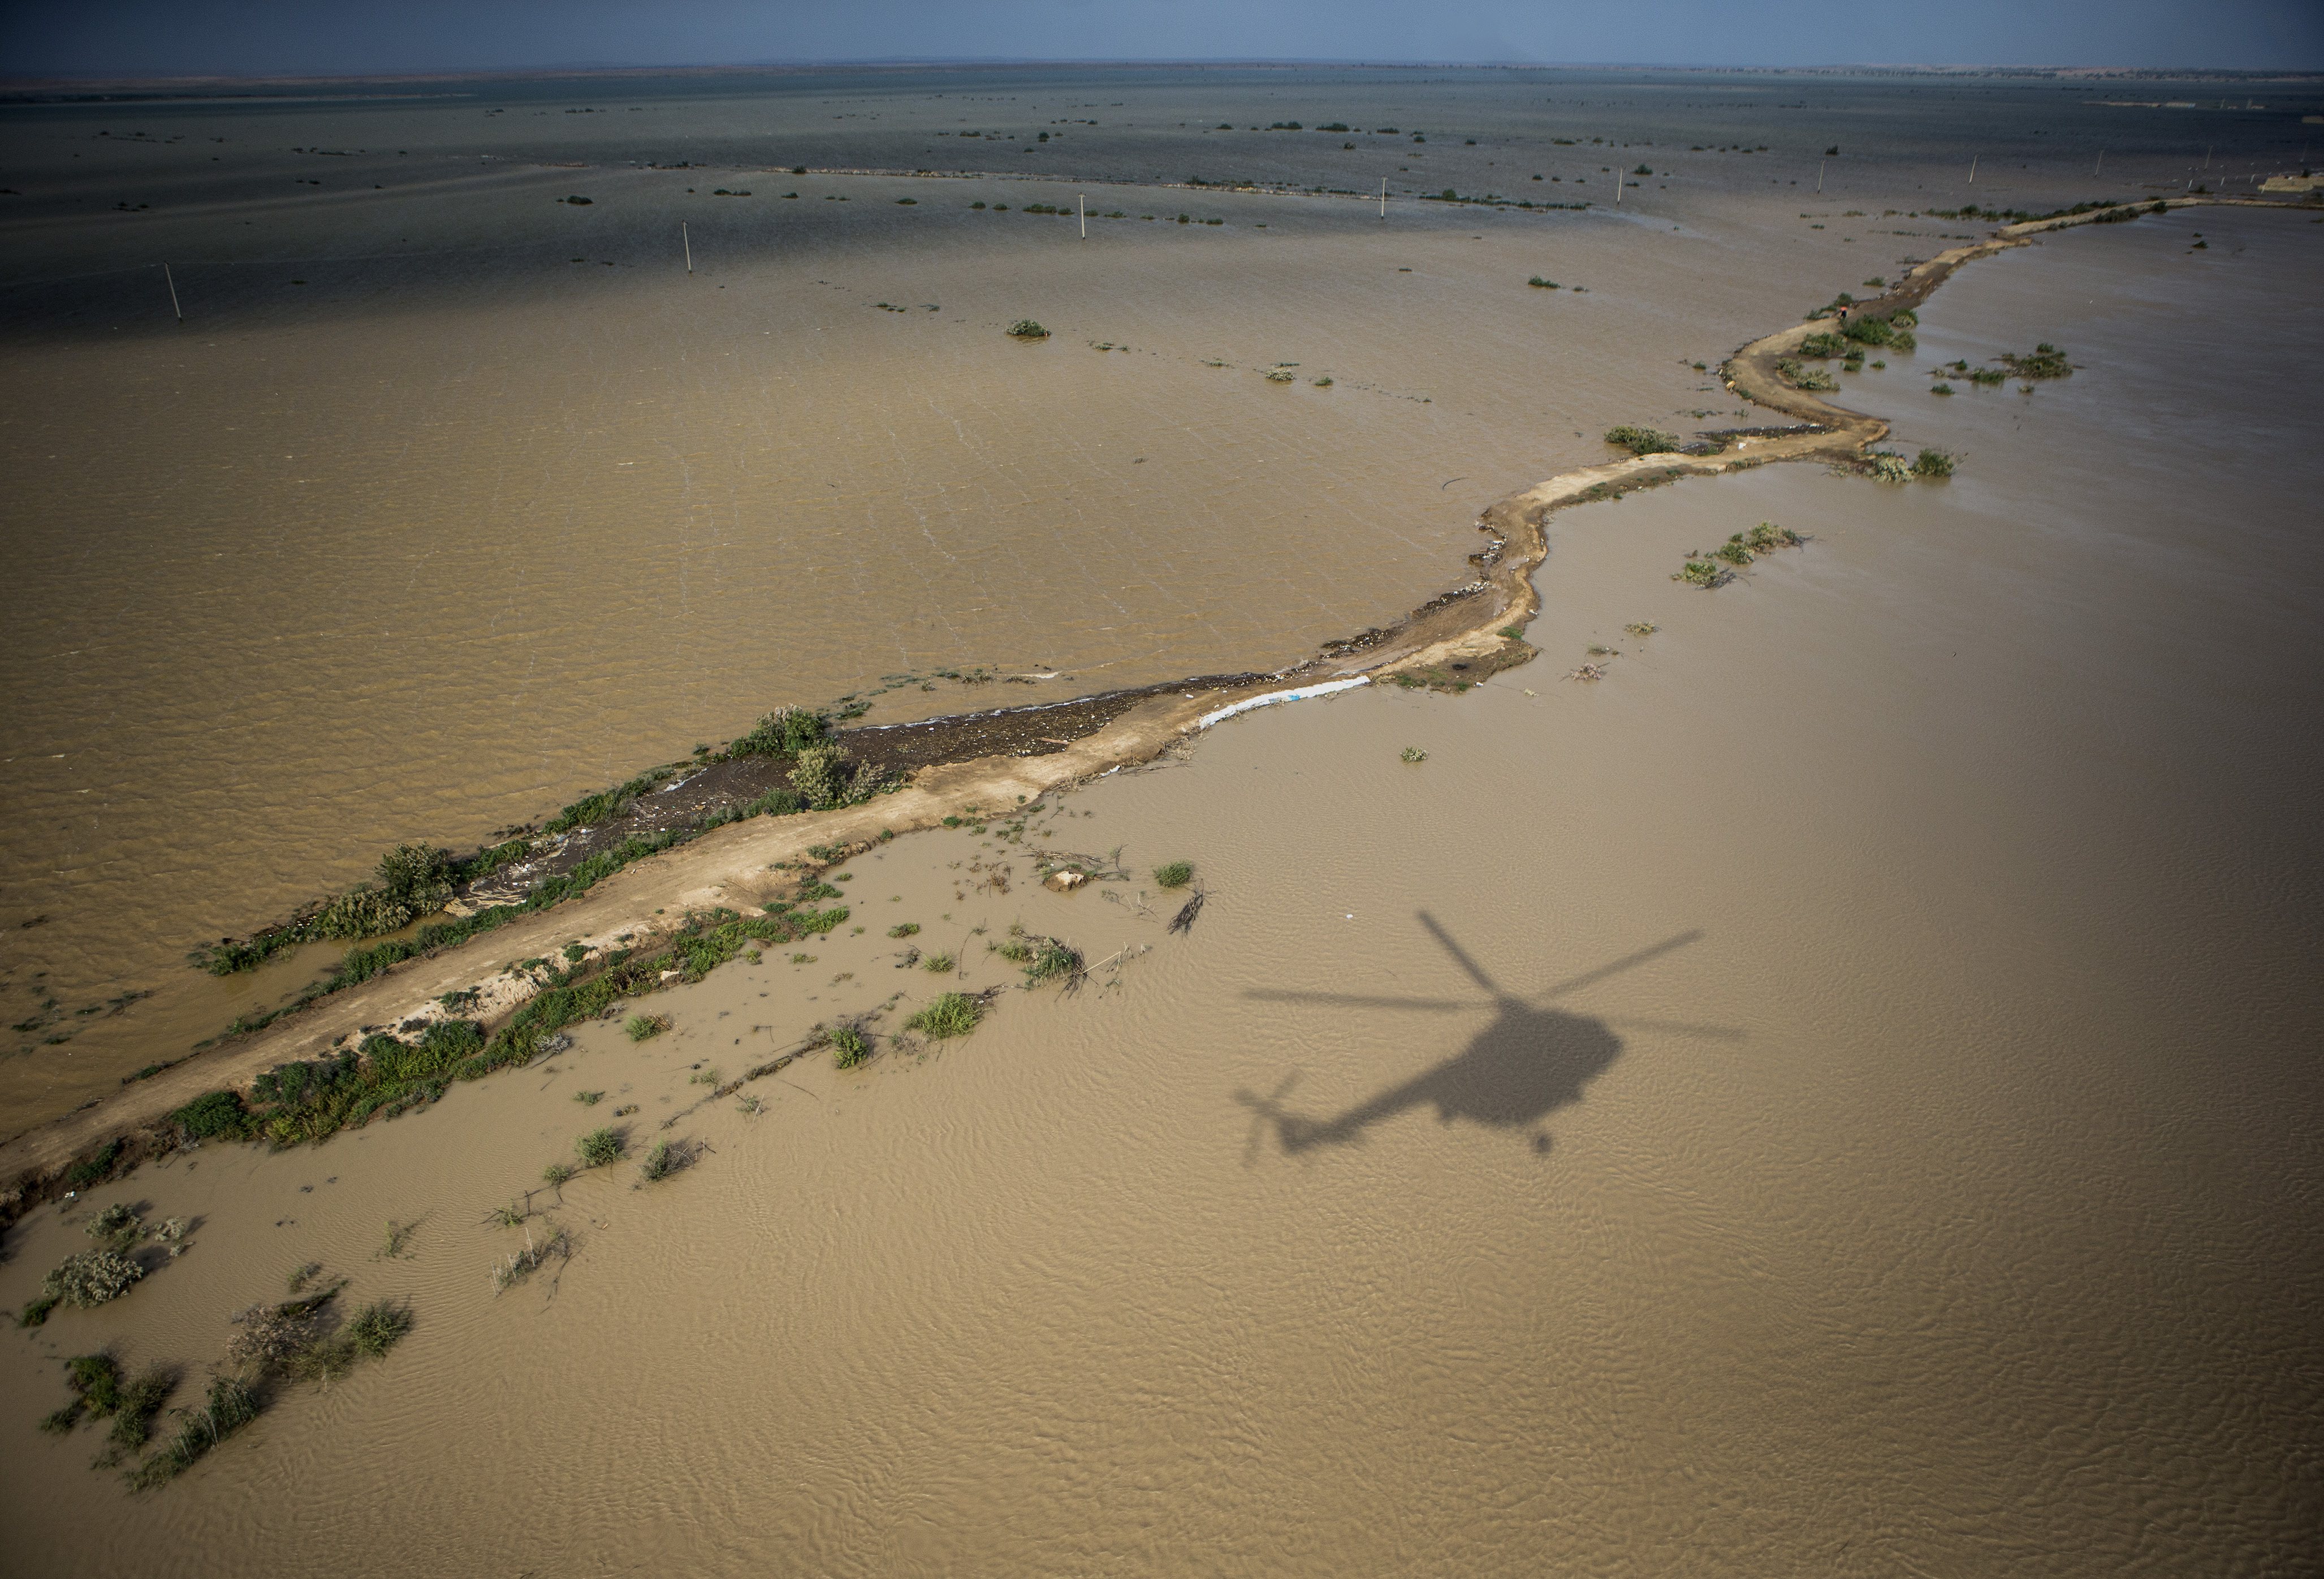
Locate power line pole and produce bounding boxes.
[163,262,182,321]
[682,222,693,274]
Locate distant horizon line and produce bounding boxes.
[6,59,2321,93]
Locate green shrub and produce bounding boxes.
[347,1300,413,1358]
[788,744,848,809]
[1023,938,1082,987]
[1152,861,1194,889]
[2001,342,2072,379]
[126,1375,255,1490]
[1604,424,1679,455]
[906,993,983,1039]
[923,951,956,973]
[1527,275,1558,288]
[1401,747,1427,763]
[624,1013,668,1042]
[1912,448,1957,477]
[887,923,921,938]
[734,705,827,757]
[576,1127,623,1168]
[1867,451,1910,482]
[1007,320,1049,338]
[830,1026,870,1069]
[637,1138,689,1181]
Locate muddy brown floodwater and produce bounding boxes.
[13,66,2286,1123]
[2,196,2317,1575]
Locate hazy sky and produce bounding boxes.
[5,0,2319,78]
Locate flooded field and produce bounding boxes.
[4,66,2313,1119]
[1,170,2318,1575]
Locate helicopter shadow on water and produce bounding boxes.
[1233,913,1740,1158]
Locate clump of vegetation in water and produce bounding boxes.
[1401,747,1427,763]
[1776,358,1838,392]
[623,1013,668,1042]
[1912,448,1958,478]
[1675,523,1803,585]
[1999,342,2072,379]
[637,1138,694,1181]
[576,1127,624,1168]
[906,993,983,1039]
[491,1227,570,1295]
[732,705,828,758]
[1865,451,1912,482]
[1007,320,1049,338]
[828,1023,872,1068]
[1152,861,1194,889]
[1263,368,1295,383]
[122,1286,411,1489]
[1797,331,1850,358]
[1527,275,1560,288]
[124,1374,257,1490]
[1841,310,1916,353]
[1623,622,1659,637]
[922,951,956,974]
[36,1249,144,1316]
[1604,425,1680,455]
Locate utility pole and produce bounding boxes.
[1079,193,1085,239]
[1968,154,1977,185]
[1817,158,1825,192]
[1379,177,1386,218]
[682,222,692,274]
[163,262,182,322]
[2094,150,2105,178]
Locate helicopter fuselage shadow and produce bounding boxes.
[1234,913,1705,1158]
[1236,1006,1623,1157]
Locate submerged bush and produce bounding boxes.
[637,1138,692,1181]
[1152,861,1194,888]
[43,1249,144,1310]
[1912,448,1958,478]
[126,1375,257,1490]
[906,993,983,1039]
[2001,342,2072,379]
[1867,451,1911,482]
[734,705,827,757]
[830,1025,870,1069]
[1007,320,1049,338]
[576,1127,624,1168]
[1604,424,1680,456]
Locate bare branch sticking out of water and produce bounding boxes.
[491,1224,571,1295]
[1169,889,1208,935]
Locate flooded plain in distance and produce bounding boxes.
[0,178,2317,1574]
[3,66,2310,1120]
